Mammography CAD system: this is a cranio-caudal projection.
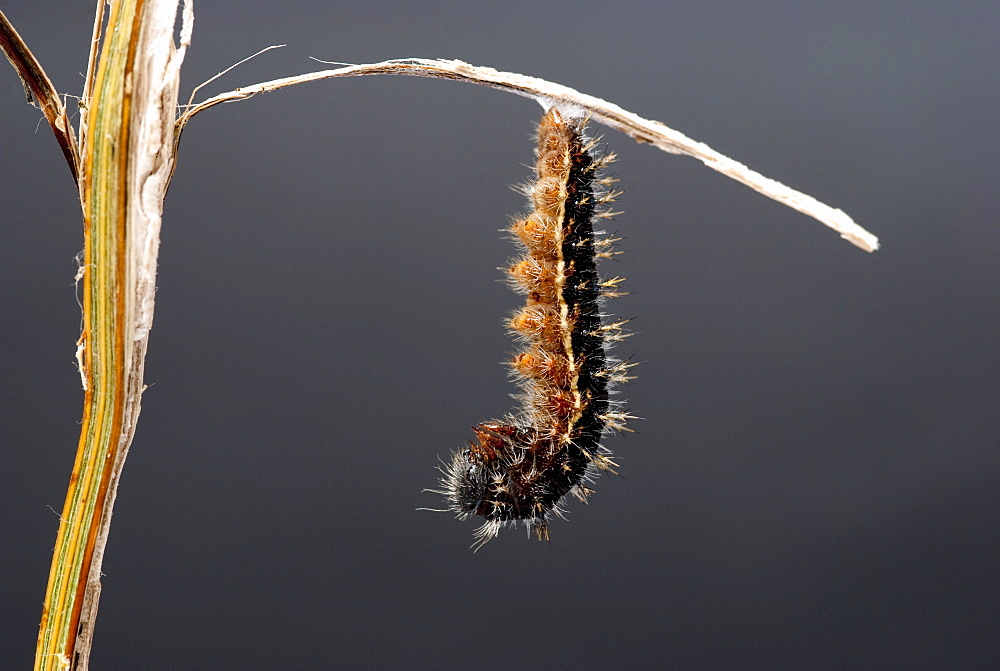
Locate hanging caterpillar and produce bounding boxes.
[433,107,635,549]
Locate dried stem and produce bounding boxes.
[177,58,879,252]
[0,8,80,184]
[77,0,106,160]
[30,1,190,669]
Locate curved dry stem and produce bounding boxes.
[177,57,878,252]
[0,8,81,184]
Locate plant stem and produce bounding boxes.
[34,3,139,665]
[178,58,879,252]
[33,1,189,668]
[0,8,79,183]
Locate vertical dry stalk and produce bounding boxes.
[22,1,190,668]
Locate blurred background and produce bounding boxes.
[2,2,997,668]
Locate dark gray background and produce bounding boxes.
[2,2,997,669]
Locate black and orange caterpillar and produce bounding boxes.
[433,107,635,548]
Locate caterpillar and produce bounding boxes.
[433,107,635,549]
